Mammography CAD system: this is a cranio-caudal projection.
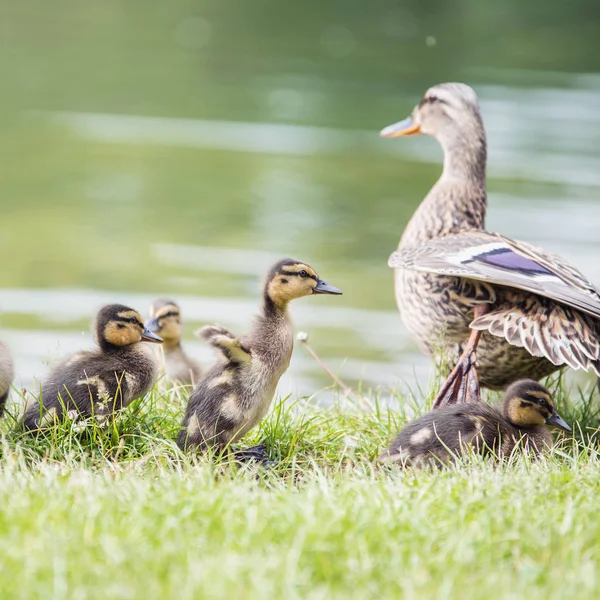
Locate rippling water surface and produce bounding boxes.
[2,2,600,402]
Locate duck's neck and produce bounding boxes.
[252,294,294,363]
[440,127,487,183]
[162,339,181,353]
[261,295,291,327]
[400,128,487,247]
[98,339,121,353]
[98,340,140,355]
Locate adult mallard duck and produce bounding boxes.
[381,83,600,407]
[378,379,571,466]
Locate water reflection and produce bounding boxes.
[39,78,600,189]
[3,76,600,402]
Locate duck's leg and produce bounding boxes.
[432,305,488,410]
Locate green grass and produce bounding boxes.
[1,378,600,600]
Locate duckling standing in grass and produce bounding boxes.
[0,340,14,416]
[23,304,163,431]
[146,299,201,386]
[378,380,571,466]
[178,258,342,456]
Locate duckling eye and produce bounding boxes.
[298,270,308,278]
[125,317,143,327]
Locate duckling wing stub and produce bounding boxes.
[198,325,252,364]
[389,232,600,320]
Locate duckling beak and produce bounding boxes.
[546,410,571,432]
[380,115,421,138]
[145,317,161,333]
[141,327,163,344]
[312,279,343,295]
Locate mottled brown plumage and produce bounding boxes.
[378,379,571,467]
[23,304,163,431]
[178,258,342,454]
[146,299,201,386]
[0,340,14,416]
[381,83,600,400]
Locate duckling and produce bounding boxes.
[381,83,600,408]
[378,380,571,466]
[178,258,342,455]
[0,340,14,416]
[145,299,201,386]
[23,304,163,431]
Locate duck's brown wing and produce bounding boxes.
[197,325,252,364]
[472,289,600,372]
[389,231,600,319]
[389,231,600,374]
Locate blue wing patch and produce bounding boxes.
[467,247,554,276]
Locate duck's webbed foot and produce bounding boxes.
[432,305,488,410]
[233,443,274,466]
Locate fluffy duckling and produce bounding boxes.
[0,340,14,416]
[23,304,163,431]
[378,380,571,466]
[146,299,201,386]
[178,258,342,455]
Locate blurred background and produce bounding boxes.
[2,0,600,399]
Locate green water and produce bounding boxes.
[1,1,600,395]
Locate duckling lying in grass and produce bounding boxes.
[378,380,571,466]
[146,299,201,386]
[0,340,14,416]
[178,258,342,458]
[23,304,163,431]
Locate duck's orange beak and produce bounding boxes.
[380,116,421,138]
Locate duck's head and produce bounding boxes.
[380,83,485,153]
[503,379,571,431]
[264,258,342,311]
[95,304,163,351]
[146,299,182,349]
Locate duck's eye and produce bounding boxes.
[298,270,308,278]
[424,94,447,105]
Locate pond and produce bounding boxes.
[2,1,599,402]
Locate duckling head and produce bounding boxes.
[95,304,163,351]
[264,258,342,311]
[380,83,486,174]
[503,379,571,432]
[146,299,182,349]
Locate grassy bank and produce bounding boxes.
[1,380,599,599]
